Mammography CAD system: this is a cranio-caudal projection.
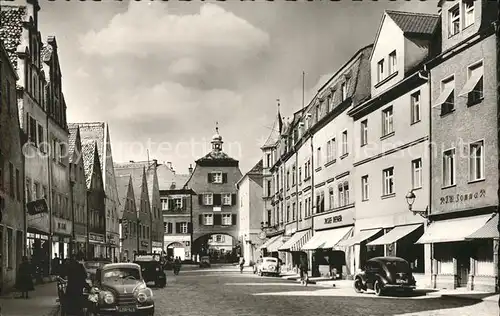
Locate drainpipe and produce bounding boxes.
[495,0,500,295]
[309,134,315,277]
[46,110,53,277]
[190,191,194,261]
[70,180,75,257]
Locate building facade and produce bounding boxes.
[116,174,138,262]
[68,125,87,260]
[82,141,106,259]
[419,0,499,292]
[187,127,242,261]
[42,36,71,261]
[0,41,25,292]
[1,0,52,276]
[78,122,120,261]
[115,165,152,254]
[236,160,264,265]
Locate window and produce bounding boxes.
[360,120,368,146]
[25,178,32,203]
[292,165,296,185]
[331,138,336,160]
[29,116,36,143]
[361,175,369,201]
[204,214,213,225]
[464,62,484,105]
[180,222,188,234]
[338,182,349,207]
[464,0,474,28]
[222,193,232,205]
[341,131,348,156]
[161,199,168,211]
[215,235,225,242]
[377,59,384,82]
[443,149,456,187]
[382,106,394,136]
[316,147,322,166]
[267,180,272,196]
[298,167,302,183]
[329,91,336,111]
[174,198,183,209]
[411,91,421,123]
[383,167,394,196]
[209,172,223,183]
[37,124,44,149]
[7,228,13,268]
[388,51,397,75]
[341,80,349,101]
[9,162,14,198]
[15,169,20,201]
[469,141,484,181]
[412,159,423,189]
[0,150,3,191]
[439,76,455,115]
[286,170,290,189]
[329,187,335,209]
[59,143,65,163]
[449,4,460,36]
[204,193,213,206]
[292,202,296,220]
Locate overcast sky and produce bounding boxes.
[37,0,437,175]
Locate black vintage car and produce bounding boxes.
[133,254,166,288]
[354,257,416,296]
[87,263,155,316]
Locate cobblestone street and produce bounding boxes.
[152,269,498,316]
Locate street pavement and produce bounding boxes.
[153,267,499,316]
[0,282,58,316]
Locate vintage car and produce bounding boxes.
[354,256,416,296]
[133,254,166,288]
[84,260,111,283]
[199,256,211,268]
[257,257,281,277]
[87,263,155,316]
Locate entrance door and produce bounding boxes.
[456,257,470,288]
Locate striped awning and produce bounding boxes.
[259,235,281,250]
[278,230,311,252]
[416,214,491,244]
[336,228,382,247]
[301,226,353,250]
[367,224,422,246]
[467,214,498,239]
[267,235,286,253]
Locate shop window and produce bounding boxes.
[434,243,454,274]
[475,239,494,276]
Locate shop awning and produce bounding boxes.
[336,228,382,247]
[267,235,286,253]
[278,230,311,251]
[432,85,454,109]
[416,214,492,244]
[259,235,280,250]
[301,226,353,250]
[467,214,499,239]
[367,224,422,246]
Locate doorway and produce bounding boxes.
[456,255,470,288]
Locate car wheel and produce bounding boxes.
[374,280,384,296]
[353,278,364,293]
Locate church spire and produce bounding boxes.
[211,121,223,152]
[277,98,283,133]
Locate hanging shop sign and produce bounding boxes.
[439,189,486,205]
[141,240,149,248]
[27,199,48,215]
[314,208,355,230]
[89,233,105,244]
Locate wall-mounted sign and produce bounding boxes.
[89,233,105,243]
[314,208,354,230]
[107,234,117,245]
[27,199,48,215]
[141,240,149,248]
[152,241,162,248]
[440,189,486,205]
[27,213,50,235]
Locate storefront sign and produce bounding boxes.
[27,213,50,235]
[440,189,486,205]
[89,233,105,243]
[53,217,72,236]
[75,235,87,243]
[314,208,354,230]
[164,235,190,243]
[107,233,117,245]
[26,199,48,215]
[141,240,149,248]
[152,241,162,248]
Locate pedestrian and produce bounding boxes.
[51,254,60,276]
[299,259,308,286]
[15,256,34,299]
[238,256,245,273]
[64,255,89,316]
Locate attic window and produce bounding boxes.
[448,4,460,36]
[464,0,474,28]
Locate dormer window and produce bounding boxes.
[329,91,336,111]
[377,59,385,82]
[388,51,397,75]
[341,80,348,101]
[449,4,460,36]
[464,0,475,28]
[316,102,321,122]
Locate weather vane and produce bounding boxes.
[215,121,219,134]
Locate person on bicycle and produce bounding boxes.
[238,257,245,273]
[173,257,181,274]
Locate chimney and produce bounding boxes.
[129,160,134,163]
[188,164,193,174]
[152,159,158,166]
[166,162,172,170]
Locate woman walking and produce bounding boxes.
[16,256,34,299]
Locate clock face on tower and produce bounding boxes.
[258,231,266,240]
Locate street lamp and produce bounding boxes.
[405,189,429,219]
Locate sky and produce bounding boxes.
[36,0,438,175]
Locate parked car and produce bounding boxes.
[353,256,416,296]
[199,256,211,268]
[133,254,166,288]
[87,263,155,315]
[257,257,281,277]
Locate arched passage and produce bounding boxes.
[165,242,188,260]
[192,233,241,263]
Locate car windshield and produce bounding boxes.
[102,268,141,281]
[384,260,411,273]
[265,259,277,263]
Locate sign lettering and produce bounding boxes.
[440,189,486,205]
[324,215,342,225]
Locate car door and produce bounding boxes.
[365,262,378,290]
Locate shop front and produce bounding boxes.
[88,233,106,259]
[107,233,119,261]
[260,233,286,265]
[277,223,296,271]
[302,208,354,278]
[152,241,163,254]
[52,217,72,261]
[278,228,311,272]
[417,212,497,292]
[74,234,87,260]
[26,200,50,276]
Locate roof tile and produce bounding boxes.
[386,10,440,36]
[81,140,98,189]
[0,6,27,70]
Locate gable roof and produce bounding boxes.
[261,110,283,149]
[81,140,99,189]
[0,5,27,70]
[114,161,158,206]
[237,159,263,187]
[115,174,132,219]
[76,122,107,171]
[114,164,147,205]
[156,163,189,191]
[68,124,79,163]
[385,10,440,36]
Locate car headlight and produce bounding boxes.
[101,291,115,304]
[88,293,99,303]
[135,287,153,303]
[156,267,160,271]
